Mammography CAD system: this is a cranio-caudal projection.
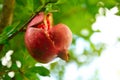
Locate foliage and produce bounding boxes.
[0,0,120,80]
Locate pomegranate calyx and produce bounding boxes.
[57,49,69,61]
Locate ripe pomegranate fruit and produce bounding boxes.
[25,12,72,63]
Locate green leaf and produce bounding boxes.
[33,0,43,11]
[24,73,40,80]
[3,74,11,80]
[0,22,19,44]
[28,66,50,76]
[10,63,19,70]
[15,73,23,80]
[102,0,117,9]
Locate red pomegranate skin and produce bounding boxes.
[25,12,72,63]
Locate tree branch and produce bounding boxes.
[7,2,50,40]
[0,1,51,52]
[0,0,15,51]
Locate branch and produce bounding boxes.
[0,0,15,51]
[0,1,50,52]
[8,2,50,40]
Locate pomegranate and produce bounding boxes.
[25,12,72,63]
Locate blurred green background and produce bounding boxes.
[0,0,120,80]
